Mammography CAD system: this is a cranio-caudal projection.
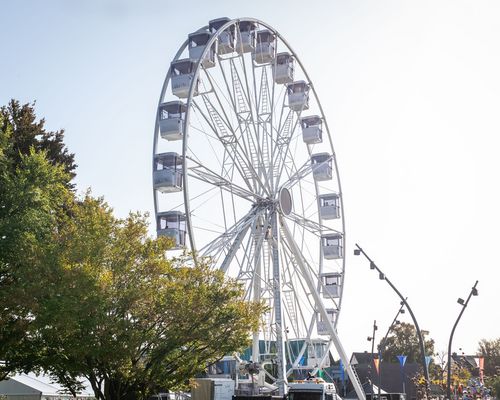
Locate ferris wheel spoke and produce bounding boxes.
[186,155,261,202]
[198,206,262,260]
[281,238,319,373]
[280,154,333,191]
[272,115,308,191]
[285,212,341,236]
[225,59,274,195]
[192,96,270,196]
[279,250,309,340]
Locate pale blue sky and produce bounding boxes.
[2,0,499,356]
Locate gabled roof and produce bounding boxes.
[451,354,479,371]
[350,352,378,365]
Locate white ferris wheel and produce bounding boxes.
[152,17,365,399]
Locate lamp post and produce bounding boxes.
[377,301,406,400]
[354,244,430,397]
[446,280,479,400]
[367,320,378,399]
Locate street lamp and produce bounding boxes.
[354,244,430,396]
[377,301,407,400]
[367,320,378,399]
[446,281,479,400]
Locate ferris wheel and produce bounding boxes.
[152,18,365,399]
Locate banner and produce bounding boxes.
[340,360,345,381]
[373,358,380,375]
[397,355,407,366]
[425,356,432,368]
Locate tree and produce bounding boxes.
[0,99,76,185]
[380,322,435,364]
[477,338,500,377]
[0,102,264,400]
[1,196,263,400]
[0,134,73,380]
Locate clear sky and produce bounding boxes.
[2,0,499,358]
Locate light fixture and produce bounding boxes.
[354,249,361,255]
[379,272,385,280]
[370,261,376,270]
[457,298,465,305]
[400,309,406,314]
[472,287,478,296]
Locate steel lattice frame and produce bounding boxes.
[152,18,365,400]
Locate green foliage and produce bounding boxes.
[380,322,435,364]
[485,375,500,398]
[0,101,264,400]
[477,337,500,377]
[0,99,76,185]
[0,140,73,380]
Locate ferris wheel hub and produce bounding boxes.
[278,187,293,216]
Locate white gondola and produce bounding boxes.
[306,339,330,368]
[318,193,340,220]
[253,30,275,64]
[188,31,216,68]
[153,152,182,193]
[273,52,294,84]
[311,153,333,181]
[158,101,187,141]
[171,59,199,98]
[301,115,322,144]
[317,309,338,336]
[322,234,343,260]
[321,272,341,298]
[236,21,256,54]
[209,17,235,55]
[156,211,186,249]
[287,81,309,111]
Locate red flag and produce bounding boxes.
[373,358,380,375]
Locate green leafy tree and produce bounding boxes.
[2,196,263,400]
[0,145,73,380]
[0,102,264,400]
[485,375,500,398]
[477,338,500,377]
[380,322,435,364]
[0,99,76,185]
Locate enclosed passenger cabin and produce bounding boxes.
[317,309,338,336]
[236,21,257,54]
[318,193,340,220]
[253,30,276,64]
[322,234,343,260]
[209,17,235,55]
[311,153,333,181]
[306,339,330,368]
[287,81,310,111]
[171,59,198,98]
[188,31,216,68]
[273,52,294,84]
[156,211,186,249]
[321,272,342,298]
[158,101,187,141]
[301,115,322,144]
[153,152,182,193]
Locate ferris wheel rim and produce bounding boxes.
[173,17,347,317]
[155,14,346,361]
